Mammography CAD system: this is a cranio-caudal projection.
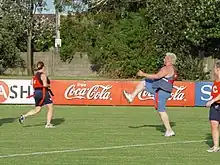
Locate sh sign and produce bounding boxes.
[195,82,213,106]
[0,79,34,104]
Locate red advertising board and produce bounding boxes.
[50,80,195,106]
[51,80,121,105]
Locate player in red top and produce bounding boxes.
[206,60,220,152]
[18,61,55,128]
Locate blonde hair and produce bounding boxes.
[166,52,177,65]
[215,60,220,68]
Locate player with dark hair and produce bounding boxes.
[206,60,220,152]
[19,61,55,128]
[123,53,177,137]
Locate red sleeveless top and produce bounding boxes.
[32,72,50,89]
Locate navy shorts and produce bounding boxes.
[144,79,171,112]
[209,103,220,121]
[34,89,53,107]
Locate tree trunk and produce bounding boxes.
[27,30,32,76]
[27,0,34,76]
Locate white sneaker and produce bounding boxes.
[123,91,133,103]
[207,146,220,152]
[164,131,175,137]
[45,123,55,128]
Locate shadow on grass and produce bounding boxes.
[0,117,17,126]
[205,133,213,148]
[128,122,176,133]
[23,118,65,128]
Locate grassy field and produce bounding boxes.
[0,105,219,165]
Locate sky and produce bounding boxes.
[35,0,88,14]
[35,0,55,14]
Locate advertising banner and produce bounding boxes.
[0,79,196,106]
[195,82,213,106]
[52,80,195,106]
[0,79,34,104]
[119,81,195,106]
[51,80,121,105]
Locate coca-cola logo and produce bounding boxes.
[137,86,187,101]
[64,83,112,100]
[168,86,186,101]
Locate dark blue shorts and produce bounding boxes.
[144,79,171,112]
[209,103,220,121]
[34,89,53,107]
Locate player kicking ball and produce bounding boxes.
[206,60,220,152]
[123,53,177,137]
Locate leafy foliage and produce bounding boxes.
[86,12,160,78]
[18,14,56,52]
[60,14,90,61]
[143,0,213,80]
[60,11,162,78]
[0,0,27,73]
[0,0,55,74]
[59,0,220,80]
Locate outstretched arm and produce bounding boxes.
[137,67,169,80]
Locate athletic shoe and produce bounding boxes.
[164,130,175,137]
[19,115,25,124]
[45,123,55,128]
[123,91,132,103]
[207,146,220,152]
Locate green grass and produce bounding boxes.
[0,105,218,165]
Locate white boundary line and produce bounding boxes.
[0,140,209,159]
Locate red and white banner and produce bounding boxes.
[0,80,34,104]
[0,79,195,106]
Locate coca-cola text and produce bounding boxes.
[64,84,112,100]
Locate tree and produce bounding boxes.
[22,0,50,75]
[0,1,28,74]
[184,0,220,58]
[143,0,220,80]
[58,0,220,80]
[0,0,56,75]
[88,12,159,78]
[60,11,161,78]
